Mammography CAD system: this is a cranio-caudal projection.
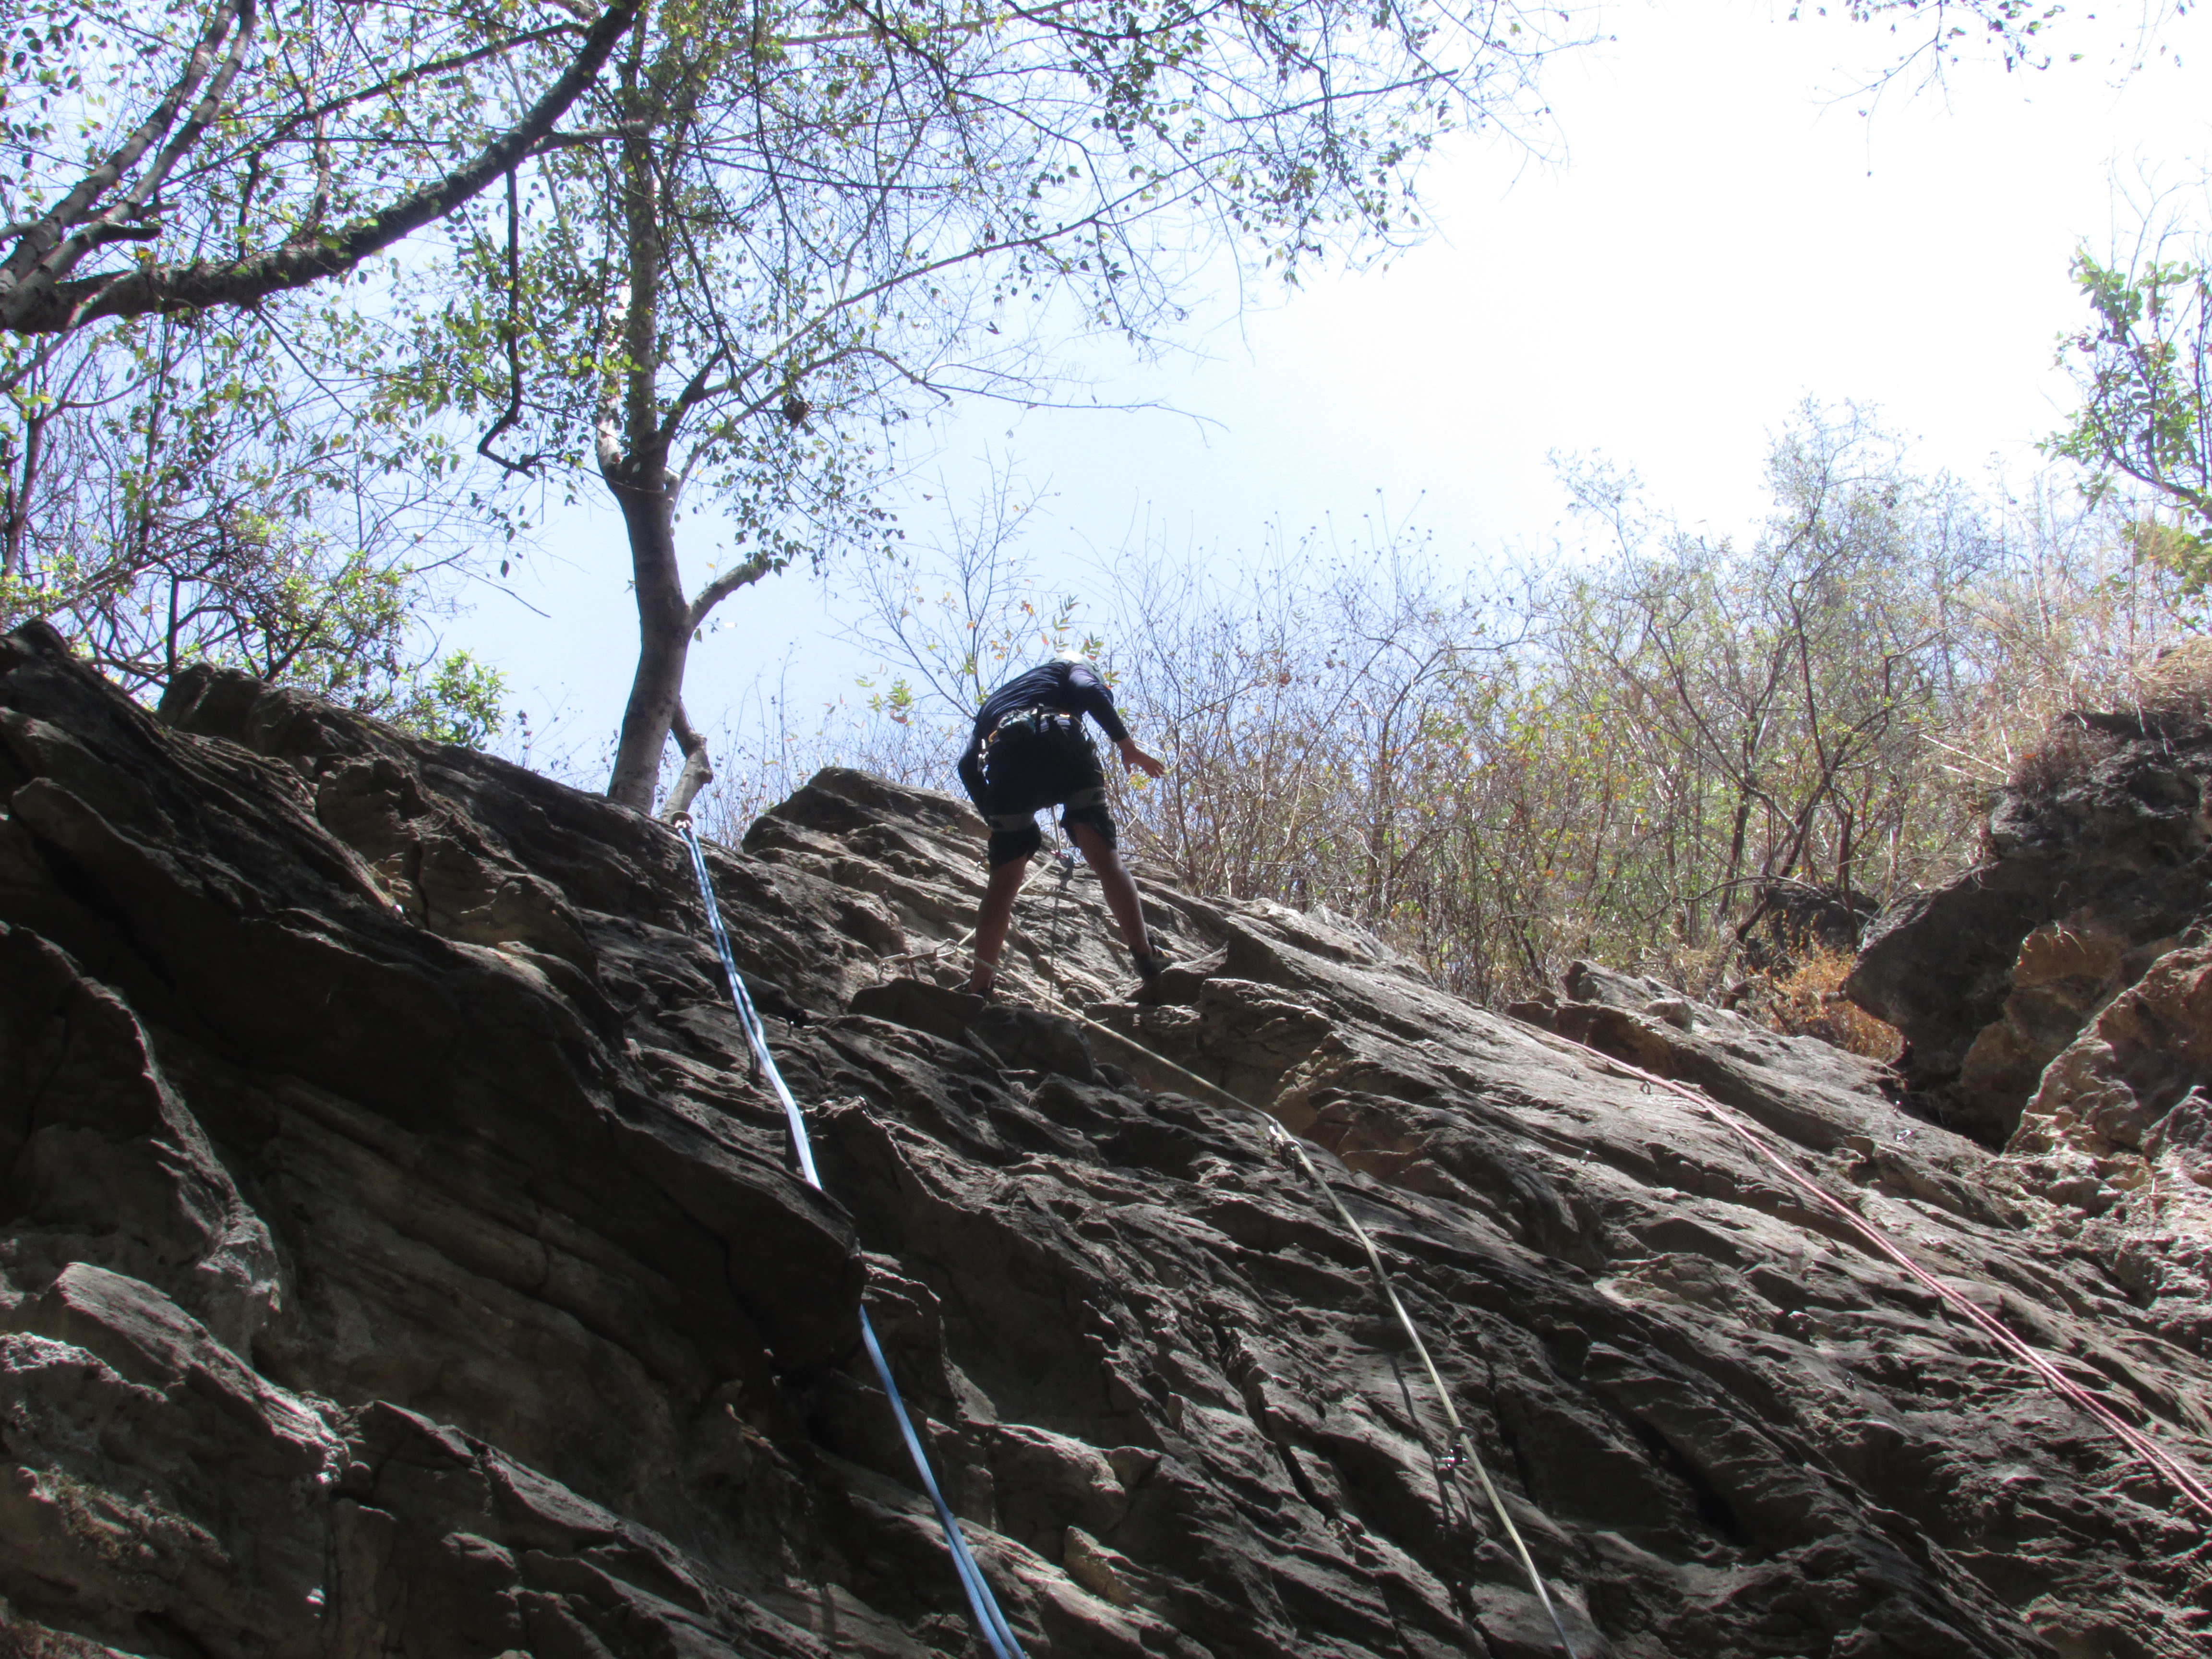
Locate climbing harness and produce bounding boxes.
[980,706,1098,816]
[672,817,1029,1659]
[1518,1018,2212,1529]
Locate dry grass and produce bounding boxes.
[2007,715,2128,798]
[1755,945,1904,1063]
[2137,635,2212,728]
[2008,637,2212,798]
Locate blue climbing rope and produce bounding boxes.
[677,817,818,1187]
[673,817,1028,1659]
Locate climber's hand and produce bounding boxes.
[1118,738,1166,780]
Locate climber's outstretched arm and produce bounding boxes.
[1116,737,1166,779]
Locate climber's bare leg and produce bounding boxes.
[1068,821,1153,965]
[967,854,1029,993]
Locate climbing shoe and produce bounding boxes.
[1132,948,1170,1003]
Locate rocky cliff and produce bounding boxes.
[1846,659,2212,1153]
[1844,658,2212,1455]
[3,620,2209,1659]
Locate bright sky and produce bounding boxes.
[453,0,2212,781]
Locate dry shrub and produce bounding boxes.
[2137,635,2212,730]
[1757,946,1903,1063]
[2008,637,2212,797]
[2007,714,2127,798]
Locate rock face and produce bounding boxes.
[1846,691,2212,1148]
[4,619,2211,1659]
[1840,674,2212,1393]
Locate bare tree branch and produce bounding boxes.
[686,552,779,633]
[658,697,714,818]
[1,0,646,335]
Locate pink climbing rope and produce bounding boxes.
[1526,1021,2212,1527]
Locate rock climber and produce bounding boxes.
[957,650,1168,998]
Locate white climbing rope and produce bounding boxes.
[672,817,1028,1659]
[987,932,1585,1659]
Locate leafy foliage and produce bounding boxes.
[710,407,2198,1005]
[0,0,2162,801]
[395,650,507,747]
[2053,221,2212,590]
[0,0,644,334]
[1111,410,2192,1003]
[374,0,1588,808]
[0,313,499,744]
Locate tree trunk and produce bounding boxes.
[600,30,679,817]
[1718,790,1752,935]
[605,459,688,813]
[659,697,714,820]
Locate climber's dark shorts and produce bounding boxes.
[962,739,1117,869]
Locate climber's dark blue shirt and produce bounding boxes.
[970,661,1129,747]
[957,660,1127,808]
[955,659,1123,863]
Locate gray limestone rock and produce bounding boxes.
[2,621,2208,1658]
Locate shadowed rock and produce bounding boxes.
[3,621,2208,1658]
[1847,681,2212,1145]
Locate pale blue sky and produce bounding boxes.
[448,0,2212,782]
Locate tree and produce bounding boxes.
[0,311,501,741]
[390,0,1587,814]
[1544,410,1991,950]
[0,0,583,724]
[1100,527,1499,915]
[2052,193,2212,583]
[708,408,2190,1001]
[0,0,2118,812]
[543,0,2123,817]
[0,0,2073,344]
[1095,409,2185,1002]
[0,0,644,338]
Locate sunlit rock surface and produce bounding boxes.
[4,620,2209,1659]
